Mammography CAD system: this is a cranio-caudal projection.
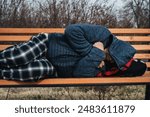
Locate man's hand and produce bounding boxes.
[93,42,105,68]
[98,61,105,68]
[93,42,104,51]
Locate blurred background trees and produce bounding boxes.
[1,0,149,28]
[119,0,149,28]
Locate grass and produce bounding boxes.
[0,85,145,100]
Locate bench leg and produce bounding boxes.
[145,84,150,100]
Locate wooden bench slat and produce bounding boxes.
[0,36,150,42]
[0,77,150,87]
[0,36,31,41]
[0,28,150,34]
[146,62,150,68]
[0,45,13,50]
[0,28,64,34]
[134,54,150,59]
[144,71,150,76]
[109,29,150,34]
[132,45,150,51]
[117,36,150,42]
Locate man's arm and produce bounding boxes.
[65,24,108,77]
[65,24,92,56]
[72,41,105,77]
[65,24,112,56]
[72,46,105,77]
[93,42,105,68]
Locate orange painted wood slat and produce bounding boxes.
[109,29,150,34]
[0,45,13,50]
[0,28,64,34]
[144,71,150,76]
[147,62,150,68]
[132,45,150,51]
[0,36,31,41]
[0,28,150,34]
[134,54,150,59]
[0,77,150,86]
[117,36,150,42]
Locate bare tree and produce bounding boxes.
[0,0,118,28]
[0,0,35,27]
[120,0,149,28]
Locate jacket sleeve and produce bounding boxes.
[65,24,113,56]
[65,24,92,56]
[64,24,108,77]
[73,47,105,77]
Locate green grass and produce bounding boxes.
[0,86,145,100]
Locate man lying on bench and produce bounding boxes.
[0,24,147,81]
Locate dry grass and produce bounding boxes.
[0,85,145,100]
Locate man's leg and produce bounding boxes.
[0,33,49,68]
[0,58,57,81]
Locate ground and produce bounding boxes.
[0,86,145,100]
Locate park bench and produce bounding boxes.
[0,28,150,99]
